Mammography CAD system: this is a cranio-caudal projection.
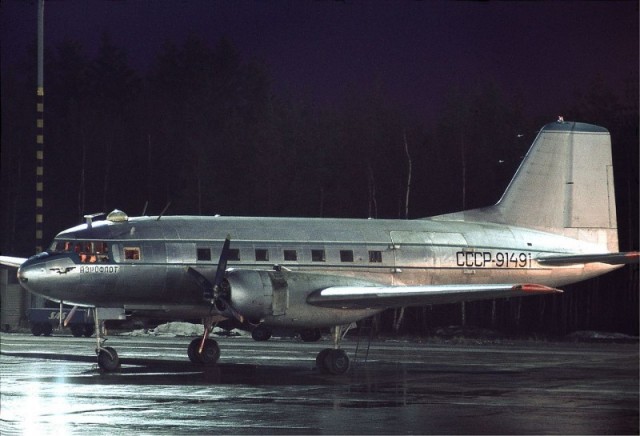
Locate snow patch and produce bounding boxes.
[120,322,249,338]
[565,330,638,342]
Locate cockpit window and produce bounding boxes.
[49,240,110,263]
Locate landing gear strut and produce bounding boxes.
[94,309,120,372]
[316,325,350,375]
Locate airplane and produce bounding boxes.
[1,119,637,374]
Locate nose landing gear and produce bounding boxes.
[94,310,120,372]
[97,346,120,372]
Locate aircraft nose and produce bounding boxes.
[17,253,50,293]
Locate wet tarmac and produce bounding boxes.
[1,332,638,435]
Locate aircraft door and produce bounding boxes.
[389,231,437,285]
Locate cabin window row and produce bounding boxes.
[50,240,384,265]
[196,247,384,263]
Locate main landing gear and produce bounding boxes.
[91,314,348,375]
[187,317,221,366]
[315,325,350,375]
[93,313,221,372]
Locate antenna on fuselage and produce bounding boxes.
[157,201,171,221]
[84,212,105,229]
[141,201,148,216]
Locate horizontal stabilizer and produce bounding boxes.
[537,252,640,266]
[307,283,562,310]
[0,256,27,268]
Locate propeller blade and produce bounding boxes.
[217,298,245,324]
[186,236,244,324]
[186,267,214,300]
[213,235,231,289]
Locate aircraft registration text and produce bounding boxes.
[456,251,532,268]
[79,265,119,274]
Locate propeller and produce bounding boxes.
[212,236,231,298]
[187,235,244,323]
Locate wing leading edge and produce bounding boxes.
[0,256,27,268]
[307,283,562,310]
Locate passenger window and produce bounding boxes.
[283,250,297,261]
[369,250,382,263]
[124,247,141,261]
[72,241,111,263]
[340,250,354,262]
[255,249,269,261]
[197,248,211,261]
[228,248,240,261]
[311,249,325,262]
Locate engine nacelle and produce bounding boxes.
[225,268,383,328]
[225,270,273,323]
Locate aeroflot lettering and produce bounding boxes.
[79,265,119,274]
[456,251,532,268]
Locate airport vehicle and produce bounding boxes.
[26,306,95,337]
[1,120,637,374]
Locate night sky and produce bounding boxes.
[2,0,638,125]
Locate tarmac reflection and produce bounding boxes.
[1,333,638,434]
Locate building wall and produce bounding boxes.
[1,267,28,331]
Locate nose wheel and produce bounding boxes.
[97,346,120,372]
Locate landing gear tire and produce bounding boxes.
[323,349,350,375]
[316,348,350,375]
[188,338,220,365]
[251,325,272,341]
[188,338,200,363]
[83,324,95,337]
[30,323,43,336]
[41,323,53,337]
[299,328,322,342]
[316,348,332,373]
[70,325,84,337]
[201,339,221,364]
[97,346,120,372]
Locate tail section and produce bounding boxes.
[497,121,618,250]
[440,121,619,252]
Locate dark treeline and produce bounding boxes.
[1,35,637,336]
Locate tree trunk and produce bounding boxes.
[393,307,405,334]
[367,162,378,218]
[403,130,412,219]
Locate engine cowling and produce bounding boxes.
[224,268,383,328]
[224,270,273,323]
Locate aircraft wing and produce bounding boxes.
[536,251,640,266]
[307,283,562,310]
[0,256,27,268]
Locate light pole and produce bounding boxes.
[35,0,45,254]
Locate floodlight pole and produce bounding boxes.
[36,0,45,253]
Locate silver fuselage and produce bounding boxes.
[17,214,618,328]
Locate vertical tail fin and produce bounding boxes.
[441,121,619,252]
